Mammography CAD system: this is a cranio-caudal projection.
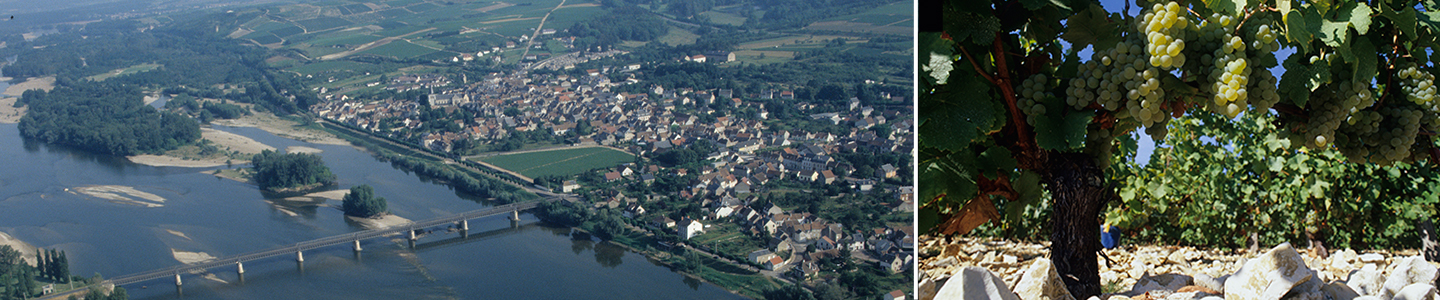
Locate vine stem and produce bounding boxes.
[957,45,997,84]
[989,32,1039,161]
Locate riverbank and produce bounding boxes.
[0,231,39,265]
[565,222,774,299]
[2,76,54,97]
[212,114,347,146]
[0,97,23,123]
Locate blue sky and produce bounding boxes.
[1080,0,1295,166]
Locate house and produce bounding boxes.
[624,203,646,219]
[820,170,838,184]
[679,219,704,240]
[881,253,910,274]
[562,180,580,193]
[764,255,786,270]
[747,249,776,264]
[880,164,898,178]
[885,290,907,300]
[604,171,622,182]
[688,54,707,63]
[651,216,677,228]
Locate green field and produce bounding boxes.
[360,40,440,58]
[479,147,635,178]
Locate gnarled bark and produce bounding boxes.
[1044,152,1111,299]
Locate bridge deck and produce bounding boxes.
[38,200,551,299]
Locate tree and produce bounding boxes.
[921,0,1440,298]
[342,184,388,218]
[762,282,814,300]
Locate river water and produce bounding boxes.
[0,123,741,299]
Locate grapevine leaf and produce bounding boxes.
[919,158,976,209]
[1304,6,1324,48]
[1061,3,1121,51]
[1419,11,1440,36]
[1278,55,1313,107]
[1345,2,1372,35]
[1378,4,1418,38]
[977,146,1017,178]
[1034,111,1091,150]
[1318,19,1350,47]
[945,11,1001,46]
[1277,0,1292,17]
[1024,5,1067,45]
[1148,181,1168,199]
[1019,0,1049,11]
[1268,158,1285,172]
[1352,37,1377,83]
[1004,171,1043,226]
[920,67,1000,151]
[1203,0,1247,15]
[918,207,940,234]
[1284,10,1313,52]
[1312,0,1333,17]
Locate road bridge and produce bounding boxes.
[38,198,560,299]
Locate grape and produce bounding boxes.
[1020,74,1054,126]
[1140,1,1189,70]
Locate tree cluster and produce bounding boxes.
[250,150,337,191]
[342,184,388,218]
[535,200,593,227]
[0,246,39,300]
[18,82,201,156]
[34,249,68,284]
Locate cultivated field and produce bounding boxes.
[478,146,635,178]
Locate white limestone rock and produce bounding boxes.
[1319,282,1360,300]
[935,266,1020,300]
[1394,283,1438,300]
[1358,253,1385,263]
[1193,273,1224,293]
[1347,264,1387,298]
[918,277,937,300]
[1013,258,1075,300]
[1280,274,1322,300]
[1385,256,1440,298]
[1223,243,1316,300]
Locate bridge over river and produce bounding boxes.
[39,198,563,299]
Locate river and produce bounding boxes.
[0,123,742,299]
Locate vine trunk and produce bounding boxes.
[1045,152,1109,299]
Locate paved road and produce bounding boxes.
[519,0,567,60]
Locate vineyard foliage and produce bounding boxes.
[920,0,1440,242]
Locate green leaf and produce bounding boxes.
[1312,0,1333,16]
[1004,171,1043,226]
[919,158,977,207]
[919,67,1001,151]
[1278,55,1313,107]
[1352,37,1377,83]
[1284,10,1313,52]
[945,10,1001,46]
[1318,19,1350,47]
[977,146,1017,178]
[1418,11,1440,37]
[1061,3,1121,51]
[1019,0,1049,11]
[1204,0,1247,15]
[1034,111,1092,150]
[1346,2,1372,35]
[1379,4,1418,38]
[1148,181,1169,199]
[918,207,941,234]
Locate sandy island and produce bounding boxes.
[0,97,23,124]
[68,185,166,207]
[128,127,275,167]
[171,249,216,264]
[347,214,413,230]
[286,146,323,154]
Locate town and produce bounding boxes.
[311,63,915,296]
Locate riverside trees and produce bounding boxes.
[921,0,1440,297]
[250,150,337,192]
[342,185,388,218]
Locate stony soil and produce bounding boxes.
[916,235,1436,300]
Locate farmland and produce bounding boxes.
[478,146,635,178]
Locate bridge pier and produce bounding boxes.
[296,250,304,263]
[237,261,244,275]
[353,239,363,252]
[509,210,520,221]
[460,219,469,231]
[174,273,182,287]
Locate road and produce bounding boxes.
[519,0,567,60]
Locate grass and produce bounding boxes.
[287,60,379,75]
[85,63,162,81]
[657,26,699,46]
[478,147,635,178]
[359,40,439,58]
[308,34,383,46]
[699,11,746,26]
